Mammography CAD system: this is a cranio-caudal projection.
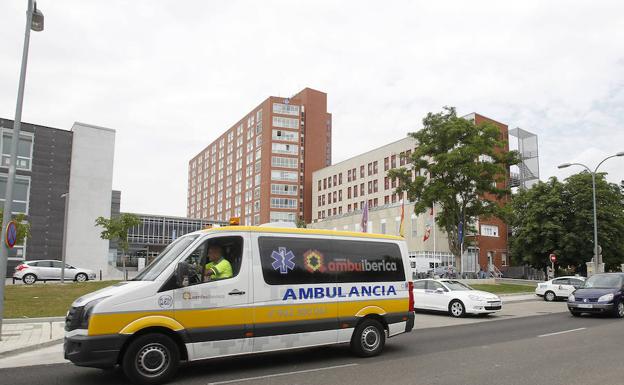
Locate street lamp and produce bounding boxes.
[558,151,624,276]
[0,0,44,340]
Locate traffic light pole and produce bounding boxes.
[0,0,35,340]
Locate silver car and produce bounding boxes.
[13,260,96,284]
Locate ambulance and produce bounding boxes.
[64,223,415,384]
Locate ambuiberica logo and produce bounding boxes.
[282,285,397,301]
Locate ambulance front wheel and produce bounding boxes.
[350,318,386,357]
[122,333,180,385]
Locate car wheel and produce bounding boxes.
[75,273,88,282]
[570,310,582,317]
[449,300,465,318]
[22,273,36,285]
[350,318,386,357]
[122,333,180,385]
[613,301,624,318]
[544,291,556,302]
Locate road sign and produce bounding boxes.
[5,221,17,249]
[549,253,557,263]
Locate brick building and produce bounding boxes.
[187,88,331,225]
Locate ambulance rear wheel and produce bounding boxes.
[350,318,385,357]
[122,333,180,385]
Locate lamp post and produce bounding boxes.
[0,0,44,340]
[558,151,624,276]
[60,193,69,284]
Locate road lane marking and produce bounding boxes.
[208,363,358,385]
[538,327,586,338]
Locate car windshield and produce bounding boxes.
[582,274,623,289]
[444,280,473,291]
[133,235,199,281]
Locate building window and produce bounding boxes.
[328,177,332,189]
[353,186,358,198]
[328,193,332,204]
[347,169,351,182]
[338,190,342,201]
[318,180,321,191]
[333,191,337,202]
[368,181,372,194]
[0,174,30,214]
[368,163,372,176]
[270,211,296,222]
[271,198,297,209]
[360,183,364,196]
[271,156,297,169]
[481,224,499,237]
[318,196,322,207]
[1,130,34,171]
[272,116,299,129]
[272,129,298,142]
[272,103,300,116]
[360,165,364,178]
[373,161,378,174]
[391,155,396,168]
[271,184,298,196]
[384,196,389,205]
[373,180,378,193]
[333,175,337,186]
[272,143,298,155]
[348,204,352,212]
[339,173,342,184]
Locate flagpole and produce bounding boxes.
[432,205,436,270]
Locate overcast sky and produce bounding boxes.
[1,1,623,217]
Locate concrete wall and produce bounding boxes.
[65,122,116,278]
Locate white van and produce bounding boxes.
[64,225,415,384]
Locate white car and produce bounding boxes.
[535,276,585,302]
[13,260,96,284]
[412,279,502,317]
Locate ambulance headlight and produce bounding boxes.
[80,297,109,329]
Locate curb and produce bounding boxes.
[0,337,63,359]
[4,317,65,324]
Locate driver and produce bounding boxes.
[203,245,233,282]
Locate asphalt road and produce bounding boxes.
[1,311,622,385]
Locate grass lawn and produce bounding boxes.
[4,280,120,319]
[470,283,536,294]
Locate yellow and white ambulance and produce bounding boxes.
[64,224,415,384]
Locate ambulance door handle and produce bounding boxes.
[228,289,245,296]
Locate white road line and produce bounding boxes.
[538,327,586,338]
[208,363,359,385]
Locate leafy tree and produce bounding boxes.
[510,173,624,271]
[296,218,307,228]
[95,213,141,256]
[507,178,567,267]
[0,210,31,245]
[389,107,519,266]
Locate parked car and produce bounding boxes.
[535,276,585,301]
[568,273,624,318]
[13,260,96,284]
[412,278,502,317]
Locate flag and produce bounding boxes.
[399,200,405,237]
[360,201,369,233]
[423,206,433,242]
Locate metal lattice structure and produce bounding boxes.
[509,127,540,189]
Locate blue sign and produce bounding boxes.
[271,247,296,274]
[6,221,17,248]
[458,220,463,245]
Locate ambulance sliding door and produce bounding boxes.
[251,233,338,352]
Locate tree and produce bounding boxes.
[0,210,31,246]
[389,107,519,266]
[95,213,141,257]
[296,218,307,228]
[507,177,567,267]
[509,173,624,271]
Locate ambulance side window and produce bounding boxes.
[180,236,243,287]
[258,236,333,285]
[332,240,405,283]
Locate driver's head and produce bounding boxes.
[207,245,224,263]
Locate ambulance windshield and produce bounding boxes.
[133,235,199,281]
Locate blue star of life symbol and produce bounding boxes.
[271,247,296,274]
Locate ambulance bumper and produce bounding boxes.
[64,334,128,369]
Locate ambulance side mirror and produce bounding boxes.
[176,261,191,287]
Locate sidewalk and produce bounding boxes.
[0,319,65,359]
[499,293,539,303]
